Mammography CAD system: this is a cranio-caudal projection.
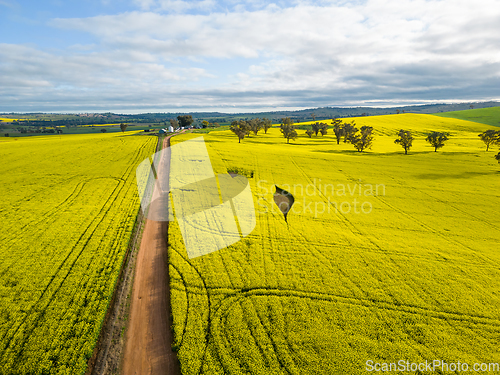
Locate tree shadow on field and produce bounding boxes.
[313,149,480,157]
[415,171,498,180]
[285,142,311,146]
[201,138,224,143]
[306,137,335,143]
[439,151,482,156]
[375,151,436,156]
[312,149,378,155]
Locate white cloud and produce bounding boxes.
[130,0,219,12]
[2,0,500,111]
[157,0,217,12]
[132,0,156,10]
[52,1,500,63]
[0,0,15,8]
[0,43,213,94]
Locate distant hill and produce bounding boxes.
[432,106,500,127]
[122,101,500,123]
[245,101,500,122]
[2,101,500,125]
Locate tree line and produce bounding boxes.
[229,118,273,143]
[229,116,500,163]
[283,117,375,151]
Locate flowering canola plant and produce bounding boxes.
[168,114,500,374]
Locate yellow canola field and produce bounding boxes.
[0,118,24,122]
[81,123,122,127]
[0,132,157,374]
[167,114,500,374]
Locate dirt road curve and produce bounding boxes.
[122,135,181,375]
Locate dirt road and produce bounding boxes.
[122,135,181,375]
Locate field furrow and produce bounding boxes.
[167,114,500,374]
[0,132,156,374]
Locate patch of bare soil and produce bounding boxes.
[121,134,181,375]
[90,134,181,375]
[89,209,144,375]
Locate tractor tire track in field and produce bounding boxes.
[279,157,499,321]
[208,286,500,373]
[0,176,124,277]
[122,134,181,375]
[333,167,500,308]
[287,156,447,313]
[2,141,151,357]
[1,177,128,352]
[169,246,212,375]
[168,263,191,350]
[298,158,461,318]
[370,172,500,267]
[163,151,500,374]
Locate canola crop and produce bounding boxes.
[168,114,500,374]
[0,132,156,374]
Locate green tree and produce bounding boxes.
[319,122,328,135]
[495,152,500,163]
[426,132,449,152]
[478,130,500,151]
[120,123,128,132]
[202,120,209,128]
[305,129,314,138]
[331,118,343,144]
[239,120,251,137]
[230,121,249,143]
[349,126,374,152]
[281,125,297,144]
[262,118,272,134]
[101,128,107,133]
[342,121,357,143]
[177,115,194,128]
[394,129,414,155]
[311,122,321,136]
[311,113,316,122]
[280,118,297,144]
[170,118,179,130]
[249,118,263,135]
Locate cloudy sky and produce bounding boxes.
[1,0,499,113]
